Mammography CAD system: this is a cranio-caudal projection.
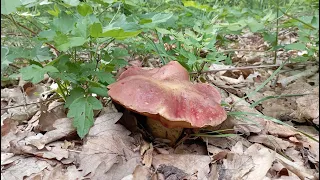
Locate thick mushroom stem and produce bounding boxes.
[146,117,184,145]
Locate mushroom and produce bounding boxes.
[107,61,227,145]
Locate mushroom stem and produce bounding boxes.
[146,117,184,146]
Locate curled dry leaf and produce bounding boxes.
[276,153,317,180]
[78,113,141,180]
[28,118,76,149]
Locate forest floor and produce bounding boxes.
[1,30,319,180]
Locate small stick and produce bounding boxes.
[1,97,61,110]
[189,62,316,75]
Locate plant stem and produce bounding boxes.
[56,81,67,100]
[273,0,279,64]
[139,34,166,65]
[279,9,317,30]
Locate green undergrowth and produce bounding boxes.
[1,0,318,138]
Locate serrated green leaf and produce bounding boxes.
[1,0,22,14]
[96,72,115,84]
[77,3,93,16]
[65,87,85,108]
[51,12,76,34]
[285,43,306,50]
[87,96,103,109]
[67,96,102,138]
[88,87,108,96]
[20,65,59,83]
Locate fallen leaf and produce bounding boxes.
[1,157,51,180]
[38,100,67,131]
[219,143,275,180]
[78,113,141,180]
[28,118,76,149]
[152,154,211,180]
[248,135,292,150]
[132,165,151,180]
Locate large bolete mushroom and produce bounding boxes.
[107,61,227,144]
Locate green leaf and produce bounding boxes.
[69,37,87,47]
[38,30,57,41]
[77,3,93,16]
[101,28,141,40]
[67,96,103,138]
[1,0,22,14]
[96,72,115,84]
[20,65,59,83]
[51,12,76,34]
[47,4,60,17]
[284,43,306,50]
[247,18,264,32]
[151,13,173,24]
[110,59,128,68]
[63,0,80,6]
[90,23,103,37]
[65,87,85,108]
[112,48,129,58]
[88,87,108,96]
[1,46,11,70]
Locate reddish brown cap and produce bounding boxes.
[107,61,227,128]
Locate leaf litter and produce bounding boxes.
[1,31,319,180]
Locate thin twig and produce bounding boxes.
[1,97,61,110]
[189,62,316,74]
[220,49,268,53]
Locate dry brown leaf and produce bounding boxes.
[296,92,319,120]
[174,143,207,155]
[204,134,252,150]
[276,153,317,179]
[248,135,292,150]
[1,120,30,152]
[142,145,153,168]
[219,143,275,180]
[28,118,75,149]
[265,121,298,138]
[78,113,141,180]
[132,165,152,180]
[278,66,318,87]
[1,157,51,180]
[38,100,67,131]
[229,94,267,134]
[152,154,211,180]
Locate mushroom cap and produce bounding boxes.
[107,61,227,128]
